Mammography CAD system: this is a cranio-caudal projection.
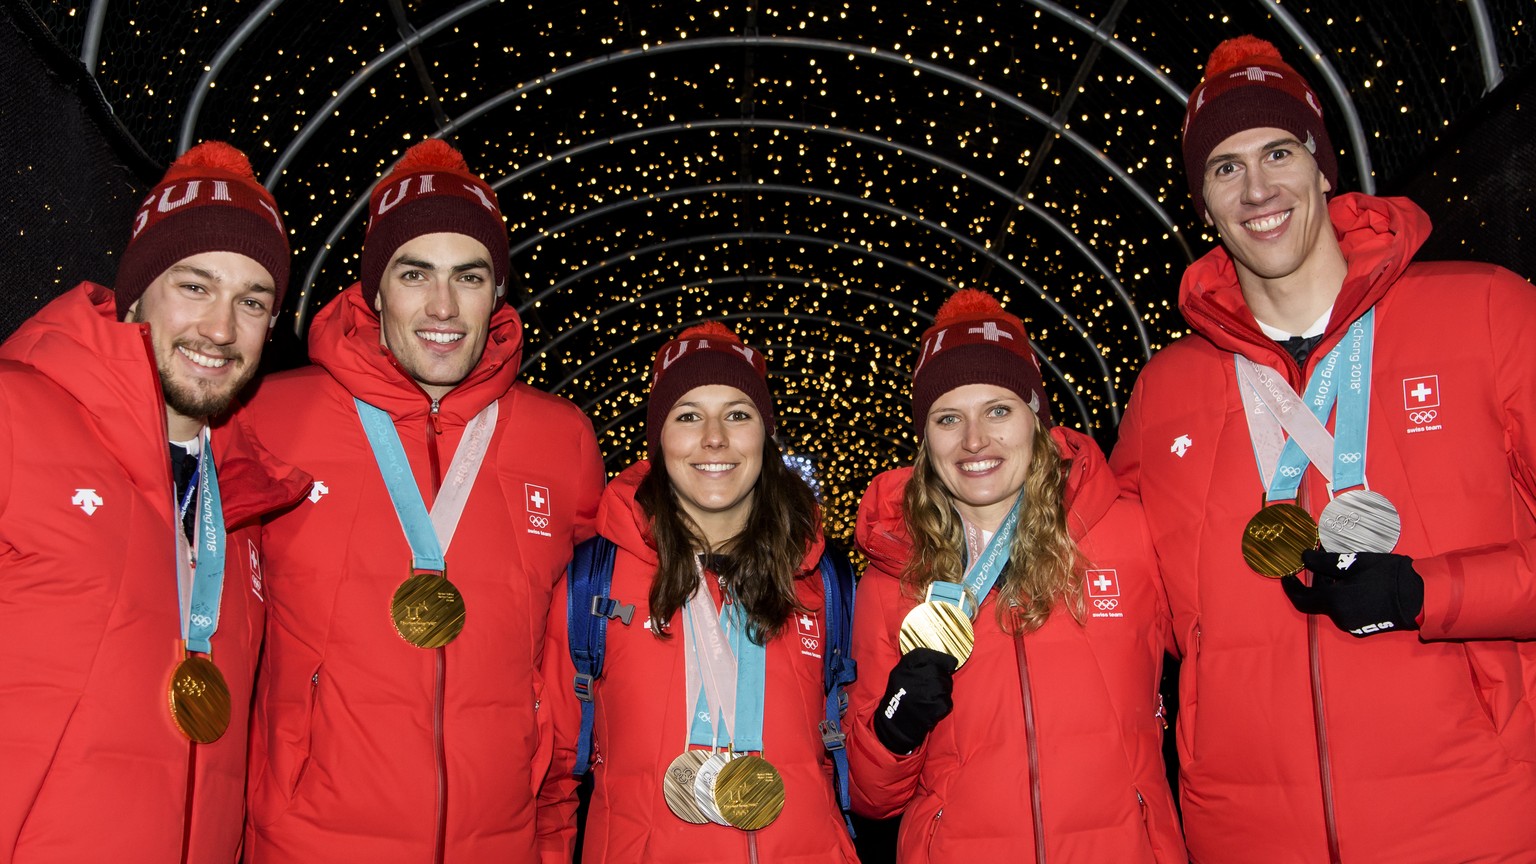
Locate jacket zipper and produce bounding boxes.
[1292,353,1341,864]
[1014,630,1047,864]
[138,326,202,864]
[426,396,448,864]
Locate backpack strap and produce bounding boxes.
[567,534,624,777]
[818,544,858,834]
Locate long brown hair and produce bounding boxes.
[636,436,818,643]
[900,421,1085,632]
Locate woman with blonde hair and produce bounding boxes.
[845,289,1185,862]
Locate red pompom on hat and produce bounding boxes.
[646,321,775,459]
[1181,35,1337,218]
[911,289,1051,435]
[360,138,508,311]
[114,141,290,321]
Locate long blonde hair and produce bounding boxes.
[900,421,1085,633]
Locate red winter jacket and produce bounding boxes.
[845,427,1184,864]
[0,284,310,864]
[1110,193,1536,862]
[238,284,604,863]
[537,460,861,863]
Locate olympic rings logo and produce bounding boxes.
[1338,452,1362,463]
[1409,410,1437,425]
[1279,466,1303,478]
[529,515,550,528]
[801,637,819,650]
[190,614,214,629]
[1092,598,1119,611]
[1248,524,1284,541]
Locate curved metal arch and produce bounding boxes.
[1022,0,1190,103]
[437,35,1187,249]
[1466,0,1504,92]
[1257,0,1375,191]
[259,0,498,189]
[542,293,1097,431]
[523,277,932,379]
[496,117,1156,355]
[505,180,1118,413]
[519,231,957,319]
[177,0,289,153]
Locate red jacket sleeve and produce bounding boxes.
[843,563,927,819]
[536,575,582,862]
[1418,267,1536,639]
[0,383,109,860]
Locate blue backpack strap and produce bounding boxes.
[818,544,858,834]
[567,535,623,777]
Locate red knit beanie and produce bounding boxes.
[114,141,289,321]
[646,321,775,459]
[1182,36,1338,218]
[911,289,1051,435]
[360,139,508,311]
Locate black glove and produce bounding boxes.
[1282,550,1425,638]
[872,647,959,754]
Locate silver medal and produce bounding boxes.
[1318,489,1401,553]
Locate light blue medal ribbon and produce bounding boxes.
[1252,309,1375,501]
[179,432,226,653]
[930,490,1026,616]
[1331,310,1374,490]
[722,601,768,752]
[355,398,446,570]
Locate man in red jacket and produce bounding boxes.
[0,142,311,863]
[1110,36,1536,862]
[239,139,604,863]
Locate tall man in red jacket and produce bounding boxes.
[0,142,311,863]
[239,139,605,863]
[1110,35,1536,863]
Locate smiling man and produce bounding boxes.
[0,142,311,862]
[237,139,603,863]
[1110,36,1536,862]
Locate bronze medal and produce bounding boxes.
[390,571,465,648]
[691,751,735,826]
[898,601,975,668]
[1241,503,1318,577]
[713,754,786,831]
[663,750,713,824]
[168,655,232,744]
[1318,489,1401,554]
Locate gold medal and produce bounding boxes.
[390,571,466,648]
[1241,503,1318,577]
[168,655,231,744]
[663,750,713,824]
[713,754,786,830]
[898,601,975,668]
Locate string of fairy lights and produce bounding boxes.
[41,0,1531,540]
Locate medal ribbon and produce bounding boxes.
[354,399,498,569]
[173,431,225,654]
[681,565,769,752]
[1235,309,1376,500]
[928,490,1025,615]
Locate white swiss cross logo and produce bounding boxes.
[71,488,104,515]
[1087,569,1123,617]
[796,612,821,639]
[968,321,1014,342]
[525,483,552,537]
[1402,376,1440,410]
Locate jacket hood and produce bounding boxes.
[1179,192,1430,363]
[856,425,1116,572]
[308,282,524,424]
[598,459,826,576]
[0,283,311,523]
